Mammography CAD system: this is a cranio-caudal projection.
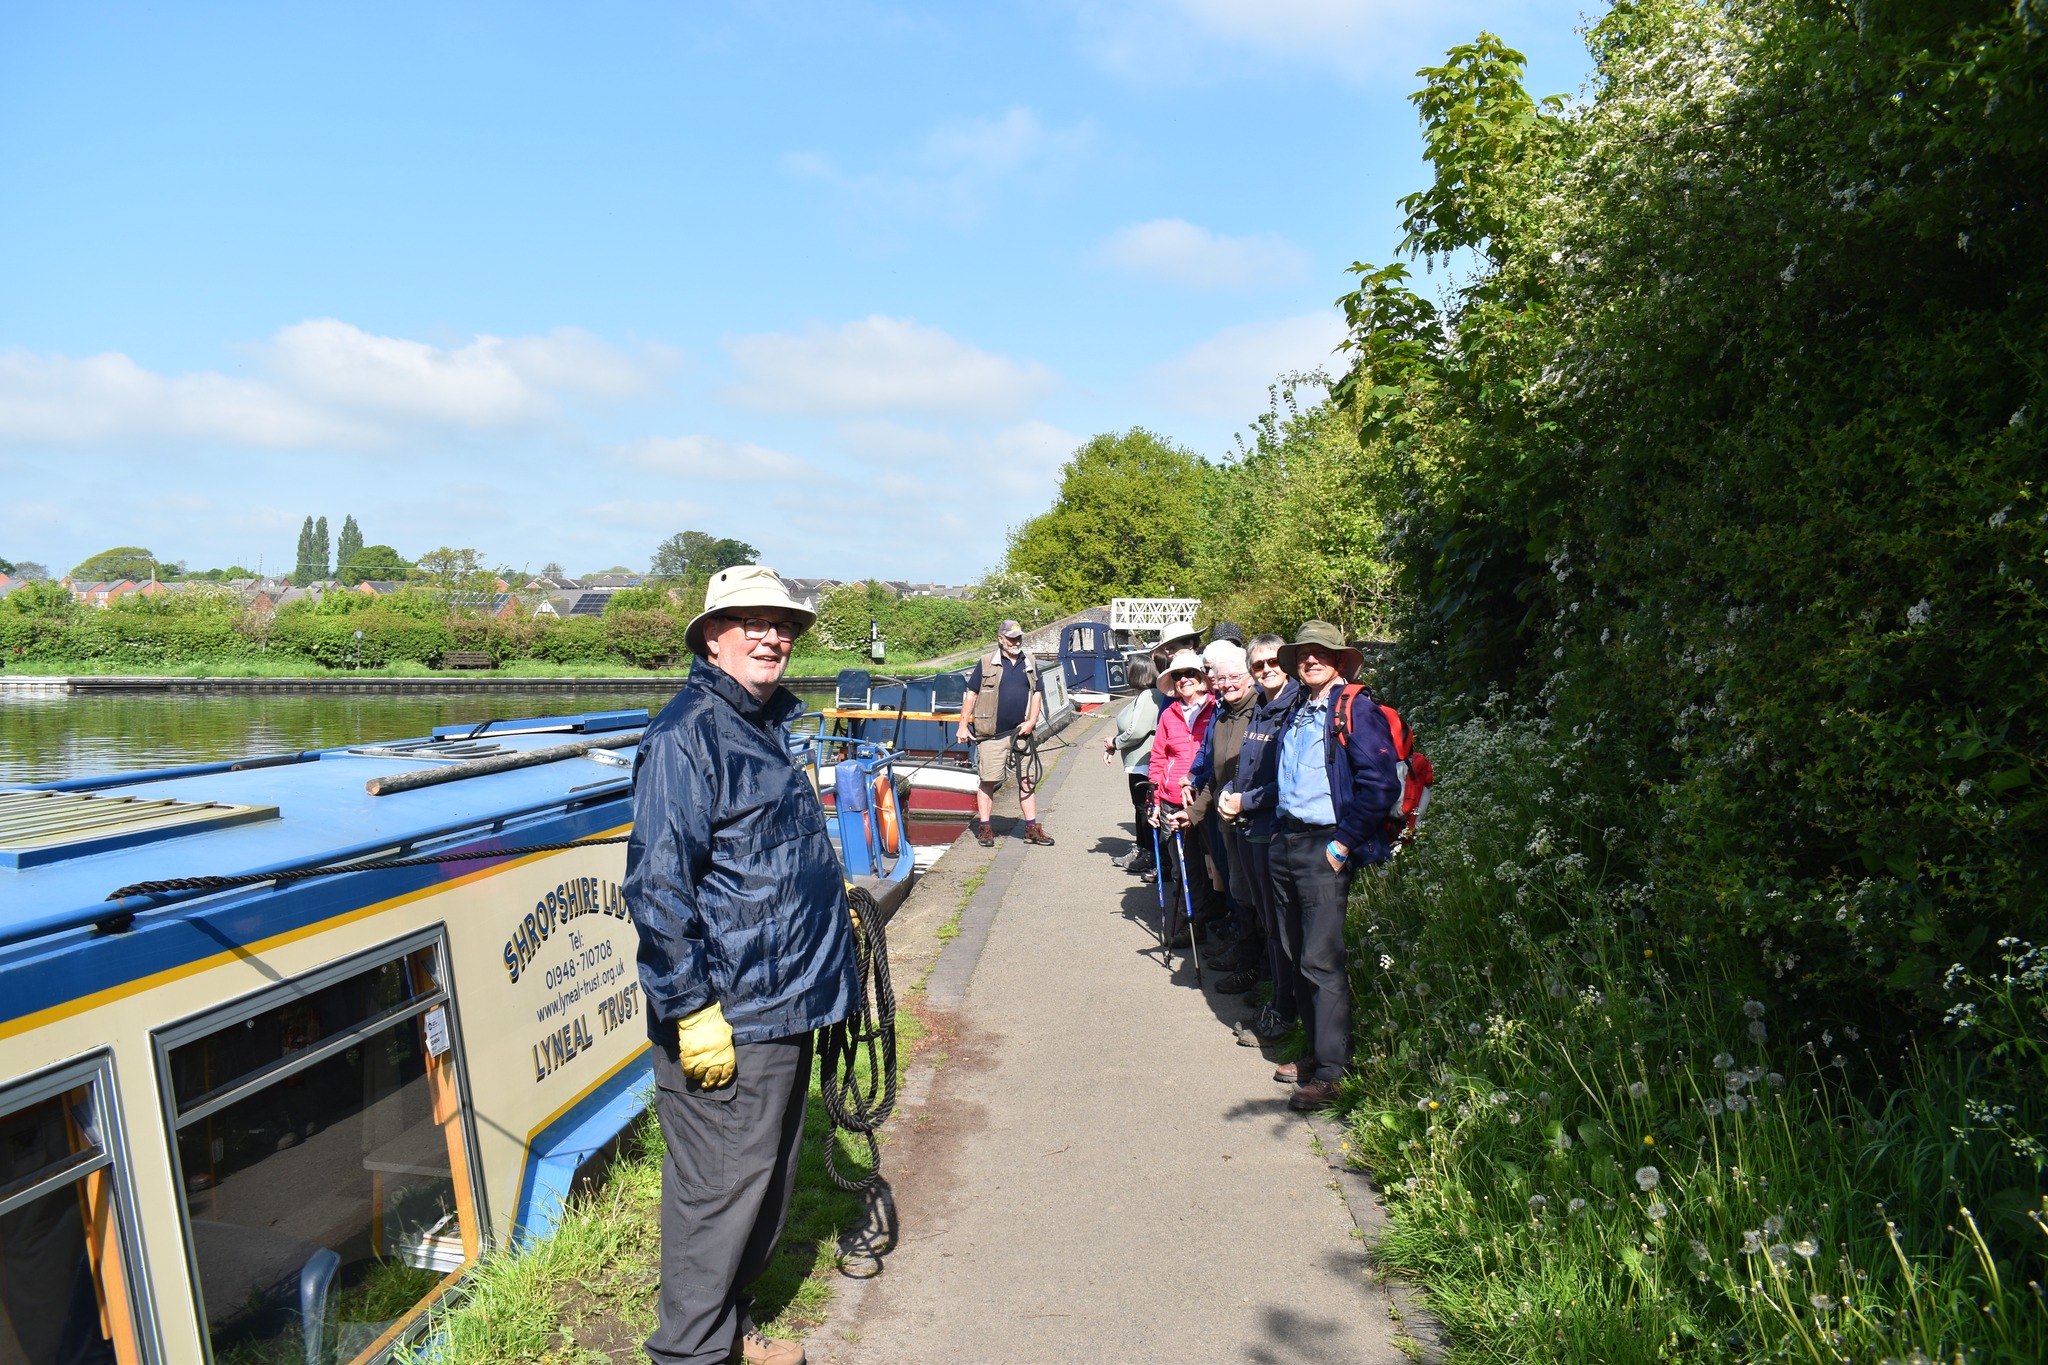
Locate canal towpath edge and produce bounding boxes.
[810,714,1447,1364]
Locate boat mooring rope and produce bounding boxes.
[104,836,633,903]
[817,884,898,1191]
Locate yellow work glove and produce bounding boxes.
[675,1002,735,1089]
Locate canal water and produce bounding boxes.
[0,688,833,785]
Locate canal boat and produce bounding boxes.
[810,666,1078,842]
[0,705,909,1365]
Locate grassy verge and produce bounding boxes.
[1332,715,2047,1362]
[1,652,870,680]
[428,1011,925,1362]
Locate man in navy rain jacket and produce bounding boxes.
[626,564,854,1365]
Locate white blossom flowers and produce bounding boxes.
[1379,953,1394,971]
[1635,1166,1662,1192]
[1907,598,1933,627]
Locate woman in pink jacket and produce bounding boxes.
[1149,650,1218,938]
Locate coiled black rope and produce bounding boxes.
[105,836,632,902]
[816,885,897,1191]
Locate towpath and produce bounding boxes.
[810,718,1418,1365]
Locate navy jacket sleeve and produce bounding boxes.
[1331,692,1402,857]
[1187,718,1218,794]
[622,727,716,1024]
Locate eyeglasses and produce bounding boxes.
[1214,672,1251,686]
[717,615,801,642]
[1250,658,1283,674]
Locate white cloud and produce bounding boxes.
[973,420,1080,495]
[1097,219,1309,289]
[0,320,669,449]
[614,434,818,480]
[836,420,960,462]
[722,316,1056,418]
[575,498,711,530]
[784,107,1092,226]
[1076,0,1497,81]
[1147,311,1347,419]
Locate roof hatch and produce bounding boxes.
[0,791,280,870]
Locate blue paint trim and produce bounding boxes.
[0,797,631,1027]
[510,1048,654,1247]
[0,803,280,870]
[431,709,648,739]
[13,751,320,794]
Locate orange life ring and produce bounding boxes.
[872,774,902,858]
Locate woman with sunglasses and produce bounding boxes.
[1147,649,1219,946]
[1215,634,1300,1049]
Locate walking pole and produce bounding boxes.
[1150,822,1170,951]
[1173,826,1203,974]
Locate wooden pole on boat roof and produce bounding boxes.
[364,732,643,796]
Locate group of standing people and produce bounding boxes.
[1103,620,1403,1112]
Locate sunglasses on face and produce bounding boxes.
[1250,658,1282,674]
[718,615,800,642]
[1174,674,1204,687]
[1296,648,1337,668]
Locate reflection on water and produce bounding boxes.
[0,689,851,785]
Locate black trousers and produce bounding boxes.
[1234,829,1294,1020]
[1269,828,1355,1084]
[1126,775,1154,857]
[647,1033,812,1365]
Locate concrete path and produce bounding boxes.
[815,720,1414,1365]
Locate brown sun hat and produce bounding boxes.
[1275,620,1364,681]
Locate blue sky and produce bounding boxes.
[0,1,1602,584]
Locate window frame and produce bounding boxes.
[0,1050,162,1365]
[150,925,487,1365]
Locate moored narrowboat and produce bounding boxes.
[0,706,909,1365]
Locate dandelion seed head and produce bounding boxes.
[1647,1200,1668,1220]
[1767,1244,1792,1270]
[1529,1194,1548,1213]
[1727,1094,1749,1113]
[1763,1215,1784,1237]
[1794,1238,1819,1259]
[1690,1239,1710,1261]
[1713,1052,1735,1069]
[1701,1098,1723,1117]
[1468,1022,1484,1036]
[1749,1020,1768,1043]
[1635,1166,1661,1192]
[1741,1230,1764,1254]
[1743,999,1766,1020]
[1568,1197,1587,1214]
[1629,1081,1649,1099]
[1811,1293,1835,1311]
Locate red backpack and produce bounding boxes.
[1329,684,1435,840]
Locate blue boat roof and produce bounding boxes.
[2,712,647,948]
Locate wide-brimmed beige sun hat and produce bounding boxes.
[1275,620,1364,681]
[1158,648,1207,683]
[685,564,817,656]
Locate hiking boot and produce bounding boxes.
[1244,1005,1291,1044]
[1273,1059,1302,1084]
[1022,822,1055,846]
[730,1330,805,1365]
[1289,1077,1341,1112]
[974,822,994,848]
[1216,968,1262,995]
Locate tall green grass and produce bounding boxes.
[1339,713,2047,1362]
[428,1013,921,1362]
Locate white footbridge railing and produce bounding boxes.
[1109,598,1200,640]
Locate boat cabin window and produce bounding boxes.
[158,937,479,1365]
[0,1056,148,1365]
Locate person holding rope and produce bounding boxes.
[625,564,855,1365]
[955,618,1055,848]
